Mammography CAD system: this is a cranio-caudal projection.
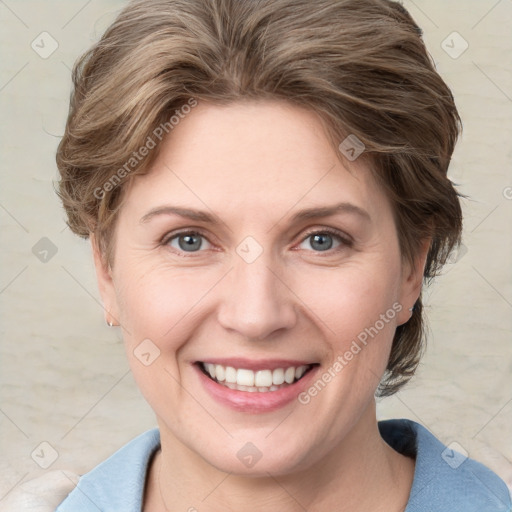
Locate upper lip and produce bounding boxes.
[195,358,318,371]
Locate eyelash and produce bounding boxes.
[161,227,353,257]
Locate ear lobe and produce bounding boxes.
[397,238,431,325]
[90,234,120,326]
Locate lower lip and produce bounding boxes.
[194,363,319,413]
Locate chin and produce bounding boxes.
[204,442,312,477]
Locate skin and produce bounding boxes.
[92,100,428,511]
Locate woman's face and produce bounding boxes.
[94,100,423,475]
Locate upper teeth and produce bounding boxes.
[202,363,310,387]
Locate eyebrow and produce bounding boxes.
[140,202,371,225]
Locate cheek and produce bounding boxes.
[114,262,220,348]
[113,264,211,419]
[297,261,402,341]
[295,259,403,399]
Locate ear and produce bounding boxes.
[396,238,431,326]
[91,234,120,326]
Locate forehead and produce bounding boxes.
[122,100,390,224]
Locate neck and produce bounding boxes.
[145,402,414,512]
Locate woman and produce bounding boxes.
[10,0,512,510]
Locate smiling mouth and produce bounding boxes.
[197,362,317,393]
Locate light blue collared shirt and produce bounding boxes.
[56,419,511,511]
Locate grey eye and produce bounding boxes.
[309,233,334,251]
[297,231,343,252]
[168,232,211,252]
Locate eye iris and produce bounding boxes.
[310,233,333,251]
[178,234,202,251]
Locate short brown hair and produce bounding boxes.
[56,0,463,396]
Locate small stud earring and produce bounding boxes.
[408,306,414,313]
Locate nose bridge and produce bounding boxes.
[217,244,296,340]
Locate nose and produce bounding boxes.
[217,251,297,341]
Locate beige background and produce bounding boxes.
[1,0,511,502]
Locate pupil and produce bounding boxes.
[311,234,332,251]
